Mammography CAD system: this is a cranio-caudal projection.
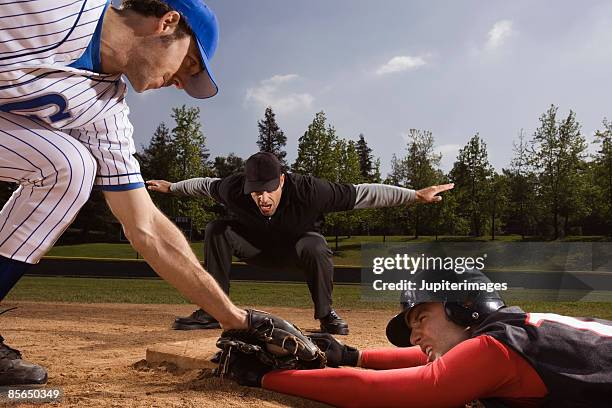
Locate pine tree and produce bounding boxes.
[171,106,210,181]
[593,118,612,235]
[435,172,463,237]
[326,139,363,247]
[375,160,408,239]
[374,154,411,238]
[355,134,379,182]
[256,107,289,171]
[292,111,337,179]
[138,123,174,180]
[371,158,382,183]
[136,123,176,215]
[387,154,405,185]
[557,109,589,235]
[529,106,588,238]
[401,130,443,238]
[449,133,494,237]
[170,106,214,232]
[504,129,537,238]
[488,172,509,240]
[336,140,362,183]
[213,153,245,178]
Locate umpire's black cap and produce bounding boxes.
[243,152,282,194]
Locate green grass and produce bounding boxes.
[328,235,546,265]
[5,276,391,309]
[6,276,188,304]
[46,242,205,260]
[46,235,611,266]
[5,276,612,319]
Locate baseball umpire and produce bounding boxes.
[1,0,319,387]
[147,151,454,334]
[217,268,612,407]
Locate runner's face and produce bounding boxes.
[408,303,470,362]
[250,175,285,216]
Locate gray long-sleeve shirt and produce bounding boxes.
[170,177,220,197]
[169,177,417,209]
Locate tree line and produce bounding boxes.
[133,103,612,240]
[1,104,609,242]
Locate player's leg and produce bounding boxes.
[173,220,262,330]
[294,232,349,335]
[0,112,96,264]
[0,256,31,301]
[0,111,96,385]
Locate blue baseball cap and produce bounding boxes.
[162,0,219,98]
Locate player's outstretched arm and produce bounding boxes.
[103,188,247,329]
[147,177,220,198]
[262,336,530,408]
[414,183,454,203]
[146,179,172,193]
[352,183,453,209]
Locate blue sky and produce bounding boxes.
[125,0,612,175]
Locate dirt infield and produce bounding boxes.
[1,301,395,407]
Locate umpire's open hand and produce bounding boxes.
[146,179,172,193]
[415,183,454,203]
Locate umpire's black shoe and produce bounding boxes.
[0,335,47,386]
[172,309,221,330]
[319,310,349,335]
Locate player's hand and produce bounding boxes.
[308,333,360,367]
[146,179,172,193]
[216,349,274,388]
[236,309,326,366]
[415,183,454,203]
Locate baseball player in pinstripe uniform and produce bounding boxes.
[0,0,311,387]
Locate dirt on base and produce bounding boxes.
[1,301,396,408]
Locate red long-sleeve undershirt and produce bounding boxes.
[262,335,547,408]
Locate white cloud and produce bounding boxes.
[260,74,299,86]
[376,55,427,75]
[245,74,314,114]
[436,144,462,171]
[485,20,514,51]
[436,144,462,155]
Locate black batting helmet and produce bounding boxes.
[385,268,505,347]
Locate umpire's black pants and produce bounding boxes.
[204,220,334,319]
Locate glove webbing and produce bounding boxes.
[252,316,302,356]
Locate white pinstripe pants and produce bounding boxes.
[0,111,96,264]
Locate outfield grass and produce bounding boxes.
[46,242,204,261]
[5,276,612,319]
[47,235,610,266]
[6,276,388,309]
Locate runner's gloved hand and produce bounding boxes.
[308,333,360,367]
[216,349,274,388]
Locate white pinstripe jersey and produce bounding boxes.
[0,0,143,189]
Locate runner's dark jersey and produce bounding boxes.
[472,306,612,407]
